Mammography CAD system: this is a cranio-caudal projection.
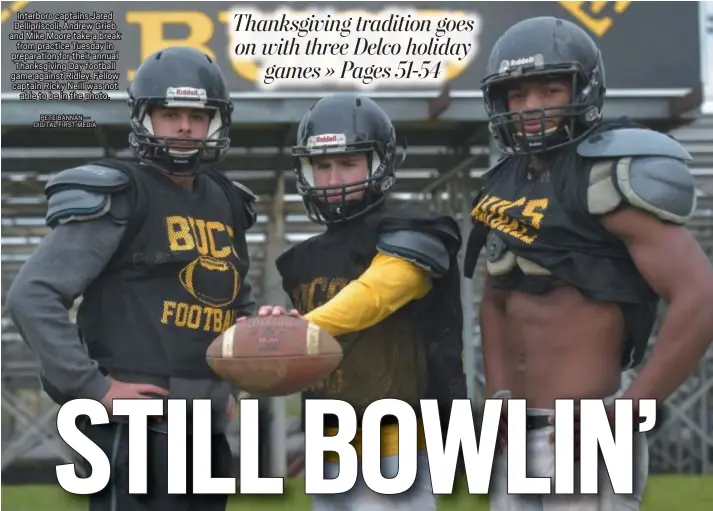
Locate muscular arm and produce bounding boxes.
[303,252,433,337]
[5,218,125,400]
[601,207,713,404]
[479,273,511,397]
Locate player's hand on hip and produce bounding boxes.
[100,376,169,414]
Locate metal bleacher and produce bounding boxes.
[2,110,713,476]
[1,0,711,487]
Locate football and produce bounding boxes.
[206,316,343,396]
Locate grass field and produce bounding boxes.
[2,476,713,511]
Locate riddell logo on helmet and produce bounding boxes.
[307,133,347,149]
[166,87,208,101]
[498,54,544,73]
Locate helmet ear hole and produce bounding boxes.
[127,46,233,175]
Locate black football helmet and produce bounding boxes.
[127,46,233,175]
[481,17,606,155]
[292,93,404,225]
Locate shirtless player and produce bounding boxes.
[465,16,713,510]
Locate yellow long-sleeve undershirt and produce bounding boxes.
[303,252,434,337]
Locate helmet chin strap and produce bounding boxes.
[168,147,200,160]
[142,155,200,177]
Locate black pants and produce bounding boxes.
[83,421,233,511]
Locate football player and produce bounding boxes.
[464,16,713,510]
[254,93,467,511]
[7,47,256,511]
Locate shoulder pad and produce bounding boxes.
[43,164,131,227]
[44,164,130,196]
[616,156,697,224]
[232,181,257,203]
[428,216,462,253]
[376,229,451,278]
[232,181,258,229]
[379,208,461,242]
[577,128,693,161]
[587,156,697,224]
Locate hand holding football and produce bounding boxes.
[206,316,342,396]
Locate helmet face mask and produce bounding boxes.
[482,17,606,156]
[128,48,234,176]
[292,95,403,225]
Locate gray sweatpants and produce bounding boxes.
[311,450,436,511]
[489,394,649,511]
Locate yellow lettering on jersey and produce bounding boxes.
[289,277,351,393]
[206,221,231,258]
[160,215,243,336]
[166,216,193,250]
[472,194,550,244]
[188,218,208,255]
[290,277,350,314]
[522,199,549,229]
[166,215,234,259]
[161,300,237,333]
